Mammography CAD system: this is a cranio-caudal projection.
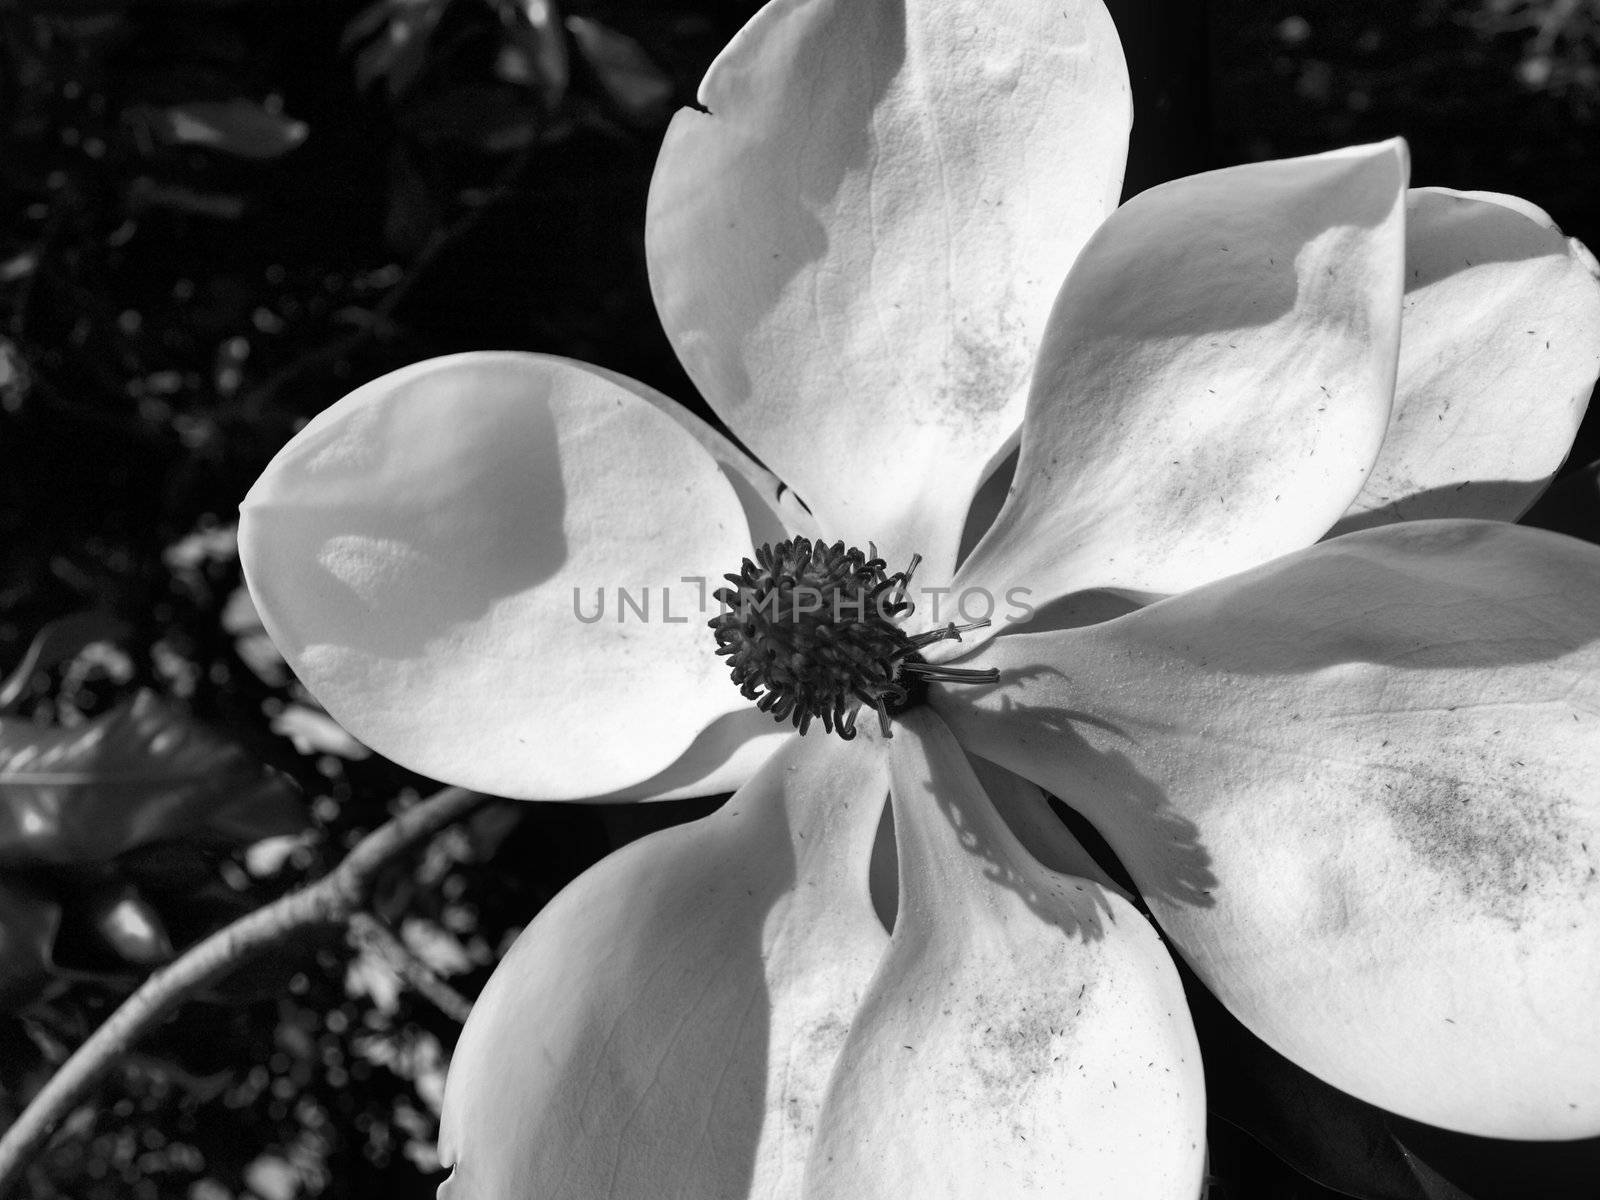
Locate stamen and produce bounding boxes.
[708,536,997,741]
[871,695,893,738]
[906,618,990,650]
[899,663,1001,684]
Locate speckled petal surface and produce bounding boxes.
[438,732,889,1199]
[802,710,1205,1199]
[955,142,1407,627]
[1333,188,1600,532]
[647,0,1130,580]
[943,520,1600,1138]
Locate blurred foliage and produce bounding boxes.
[1211,0,1600,279]
[0,0,1596,1197]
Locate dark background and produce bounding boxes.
[2,1,1597,1197]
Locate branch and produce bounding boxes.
[0,785,491,1197]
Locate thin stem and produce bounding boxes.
[0,785,491,1197]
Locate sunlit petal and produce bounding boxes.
[1333,188,1600,532]
[582,361,819,548]
[956,142,1407,627]
[803,710,1205,1199]
[594,712,793,803]
[240,352,751,800]
[437,733,889,1199]
[648,0,1130,578]
[942,521,1600,1137]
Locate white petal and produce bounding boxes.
[803,709,1205,1199]
[438,732,890,1199]
[1332,188,1600,531]
[240,352,752,800]
[583,361,819,549]
[956,142,1408,628]
[647,0,1130,579]
[968,753,1120,887]
[594,711,794,802]
[942,520,1600,1137]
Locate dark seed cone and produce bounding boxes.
[708,536,996,739]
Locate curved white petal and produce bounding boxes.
[803,709,1205,1199]
[956,142,1409,627]
[595,711,794,802]
[941,520,1600,1138]
[968,753,1119,887]
[647,0,1130,579]
[240,352,752,801]
[438,732,890,1200]
[1332,188,1600,532]
[582,362,819,549]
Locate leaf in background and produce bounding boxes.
[565,15,673,127]
[0,878,62,1010]
[1394,1143,1480,1200]
[87,883,174,966]
[132,100,309,159]
[126,177,247,220]
[347,0,451,97]
[116,839,225,893]
[1190,953,1600,1200]
[399,82,544,153]
[1521,457,1600,544]
[494,0,568,109]
[1182,962,1471,1200]
[0,689,306,868]
[0,336,30,414]
[1388,1123,1600,1200]
[381,144,440,257]
[269,703,370,760]
[0,611,132,712]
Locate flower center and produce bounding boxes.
[709,536,998,740]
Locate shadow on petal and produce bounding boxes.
[590,709,791,803]
[436,733,888,1200]
[942,520,1600,1138]
[1123,520,1600,676]
[242,353,758,800]
[247,367,569,662]
[942,664,1218,916]
[801,709,1206,1199]
[1331,477,1539,534]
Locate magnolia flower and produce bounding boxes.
[239,0,1600,1195]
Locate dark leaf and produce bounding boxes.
[1183,962,1469,1200]
[116,839,226,893]
[381,145,441,257]
[341,0,397,50]
[399,83,544,152]
[1387,1124,1600,1200]
[132,100,309,160]
[126,177,247,220]
[87,883,174,966]
[463,799,522,860]
[0,878,62,1011]
[1394,1142,1479,1200]
[1189,958,1600,1200]
[496,0,568,108]
[0,689,306,868]
[565,16,673,127]
[1521,458,1600,544]
[0,611,131,712]
[348,0,450,97]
